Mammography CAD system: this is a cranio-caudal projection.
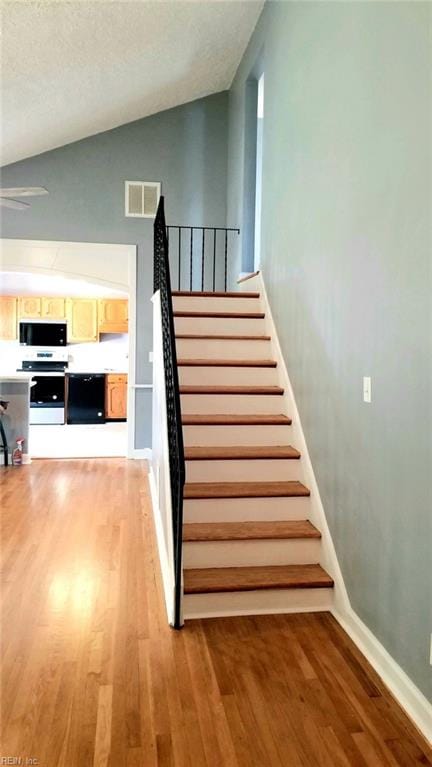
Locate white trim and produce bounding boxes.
[150,290,177,626]
[244,270,432,745]
[333,606,432,744]
[127,248,137,459]
[131,448,152,460]
[131,384,153,389]
[251,271,351,615]
[148,466,175,625]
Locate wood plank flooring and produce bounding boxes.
[1,458,431,767]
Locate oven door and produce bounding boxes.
[30,376,65,425]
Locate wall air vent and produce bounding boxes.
[125,181,161,218]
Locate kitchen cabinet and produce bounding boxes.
[0,297,18,340]
[41,297,66,319]
[105,374,128,419]
[98,299,128,334]
[19,297,41,318]
[66,299,98,342]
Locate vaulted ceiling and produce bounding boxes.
[1,0,263,167]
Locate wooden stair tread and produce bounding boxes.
[184,480,310,499]
[172,291,259,298]
[182,414,292,425]
[177,358,277,368]
[185,445,300,460]
[176,334,271,340]
[183,564,333,594]
[180,385,284,395]
[183,520,320,542]
[174,310,265,319]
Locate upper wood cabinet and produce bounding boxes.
[19,297,41,318]
[41,297,66,320]
[0,297,18,340]
[98,299,128,334]
[66,299,98,342]
[6,295,128,342]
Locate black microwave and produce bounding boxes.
[19,322,67,347]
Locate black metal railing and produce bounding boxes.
[166,225,240,292]
[153,196,185,629]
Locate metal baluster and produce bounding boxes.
[201,229,205,291]
[213,229,216,292]
[224,230,228,292]
[190,228,193,292]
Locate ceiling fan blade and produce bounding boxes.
[0,198,30,210]
[0,186,48,198]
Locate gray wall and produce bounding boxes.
[227,2,432,699]
[0,92,229,447]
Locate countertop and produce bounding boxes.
[67,369,128,375]
[0,373,35,383]
[0,369,128,378]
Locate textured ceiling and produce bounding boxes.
[1,0,263,166]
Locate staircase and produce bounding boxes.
[172,286,334,620]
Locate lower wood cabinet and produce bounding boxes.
[105,374,128,419]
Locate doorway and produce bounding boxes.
[0,239,137,460]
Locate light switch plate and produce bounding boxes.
[149,351,153,363]
[363,376,372,403]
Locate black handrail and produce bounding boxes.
[166,225,240,292]
[153,196,185,629]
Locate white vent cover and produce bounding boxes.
[125,181,161,218]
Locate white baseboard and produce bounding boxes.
[131,448,152,460]
[332,606,432,744]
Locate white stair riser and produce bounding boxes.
[176,338,272,360]
[185,458,305,483]
[179,366,277,386]
[181,394,285,414]
[173,296,262,313]
[183,587,333,620]
[183,539,321,568]
[183,424,293,447]
[183,496,310,523]
[175,316,267,336]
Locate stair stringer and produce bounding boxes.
[238,271,351,617]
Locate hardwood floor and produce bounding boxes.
[1,458,431,766]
